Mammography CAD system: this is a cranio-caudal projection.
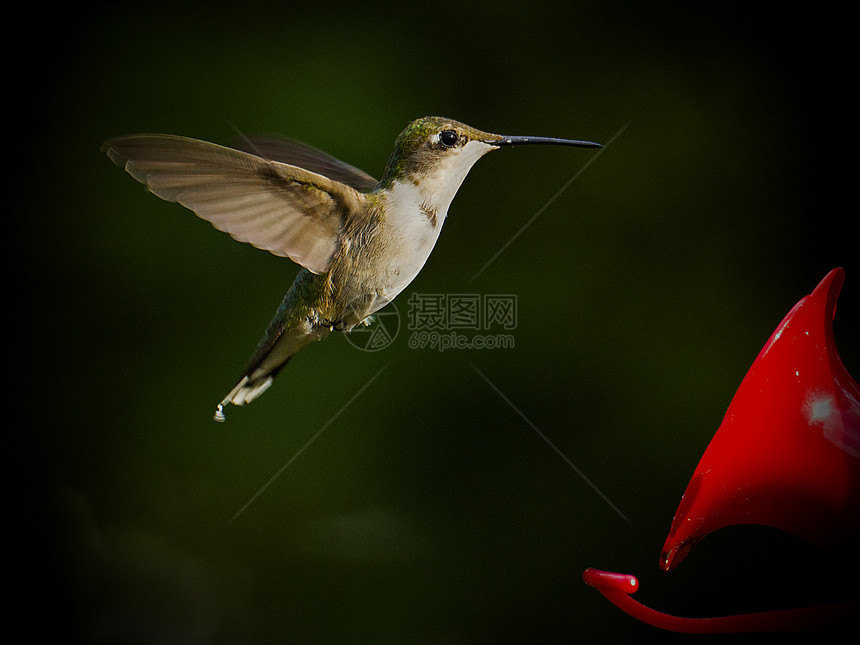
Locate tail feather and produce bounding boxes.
[211,310,331,421]
[213,354,298,422]
[213,376,274,422]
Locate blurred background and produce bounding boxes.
[17,1,857,642]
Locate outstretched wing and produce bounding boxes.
[102,134,368,274]
[229,134,379,192]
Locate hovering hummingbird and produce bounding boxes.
[102,116,601,421]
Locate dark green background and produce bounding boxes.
[18,2,858,642]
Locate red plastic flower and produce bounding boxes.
[584,268,860,632]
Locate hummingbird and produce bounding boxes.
[102,116,601,421]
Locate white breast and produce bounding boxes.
[375,140,497,302]
[379,180,446,299]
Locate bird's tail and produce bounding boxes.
[213,371,279,422]
[213,319,331,421]
[213,354,297,422]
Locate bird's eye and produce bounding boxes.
[439,130,459,147]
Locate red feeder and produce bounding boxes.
[584,268,860,632]
[662,267,860,570]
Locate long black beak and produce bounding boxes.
[484,135,603,148]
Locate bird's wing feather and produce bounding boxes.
[102,134,368,274]
[229,134,379,192]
